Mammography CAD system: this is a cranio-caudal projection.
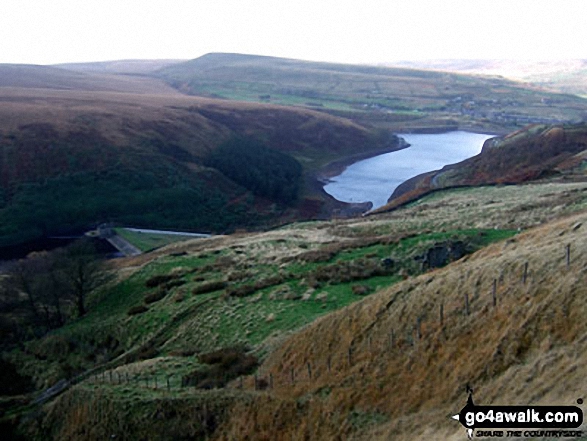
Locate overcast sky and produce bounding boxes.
[1,0,586,65]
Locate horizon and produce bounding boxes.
[1,0,586,66]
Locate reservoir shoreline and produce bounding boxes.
[322,130,496,209]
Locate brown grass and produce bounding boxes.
[216,211,587,440]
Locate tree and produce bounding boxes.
[56,239,108,317]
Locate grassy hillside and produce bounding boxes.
[374,123,587,212]
[392,59,587,98]
[0,83,398,247]
[155,53,587,132]
[3,176,587,439]
[226,210,587,440]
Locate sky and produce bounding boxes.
[1,0,586,66]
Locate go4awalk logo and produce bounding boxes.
[451,392,584,439]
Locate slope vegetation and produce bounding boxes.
[4,178,587,440]
[155,53,587,132]
[0,80,397,247]
[219,211,587,440]
[376,123,587,212]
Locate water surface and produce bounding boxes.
[323,131,494,209]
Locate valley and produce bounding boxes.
[1,53,587,440]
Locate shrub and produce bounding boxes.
[226,284,257,298]
[183,346,258,388]
[352,284,372,296]
[192,281,227,295]
[144,288,168,304]
[145,274,177,288]
[127,305,149,316]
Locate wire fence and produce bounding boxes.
[86,242,578,393]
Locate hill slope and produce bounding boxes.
[154,53,587,132]
[0,81,398,247]
[4,175,587,440]
[392,59,587,98]
[221,211,587,440]
[374,123,587,212]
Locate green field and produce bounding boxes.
[156,53,587,132]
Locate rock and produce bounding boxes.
[316,292,328,302]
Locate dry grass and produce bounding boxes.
[216,211,587,440]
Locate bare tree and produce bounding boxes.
[57,239,108,317]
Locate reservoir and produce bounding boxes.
[323,131,494,209]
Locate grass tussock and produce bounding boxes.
[218,212,587,440]
[183,346,259,389]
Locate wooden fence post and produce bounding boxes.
[307,362,312,380]
[440,303,444,326]
[522,262,529,284]
[566,244,571,268]
[464,292,470,316]
[492,279,497,308]
[348,347,353,366]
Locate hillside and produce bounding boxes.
[0,64,181,95]
[154,53,587,132]
[2,174,587,439]
[3,55,587,249]
[224,210,587,440]
[374,123,587,212]
[0,79,398,248]
[391,59,587,98]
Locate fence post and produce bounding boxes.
[492,279,497,308]
[348,347,353,366]
[464,292,470,316]
[307,362,312,380]
[416,317,422,340]
[522,262,529,284]
[566,244,571,269]
[389,330,395,349]
[440,303,444,326]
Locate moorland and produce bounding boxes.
[1,53,587,440]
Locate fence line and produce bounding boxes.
[86,244,576,393]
